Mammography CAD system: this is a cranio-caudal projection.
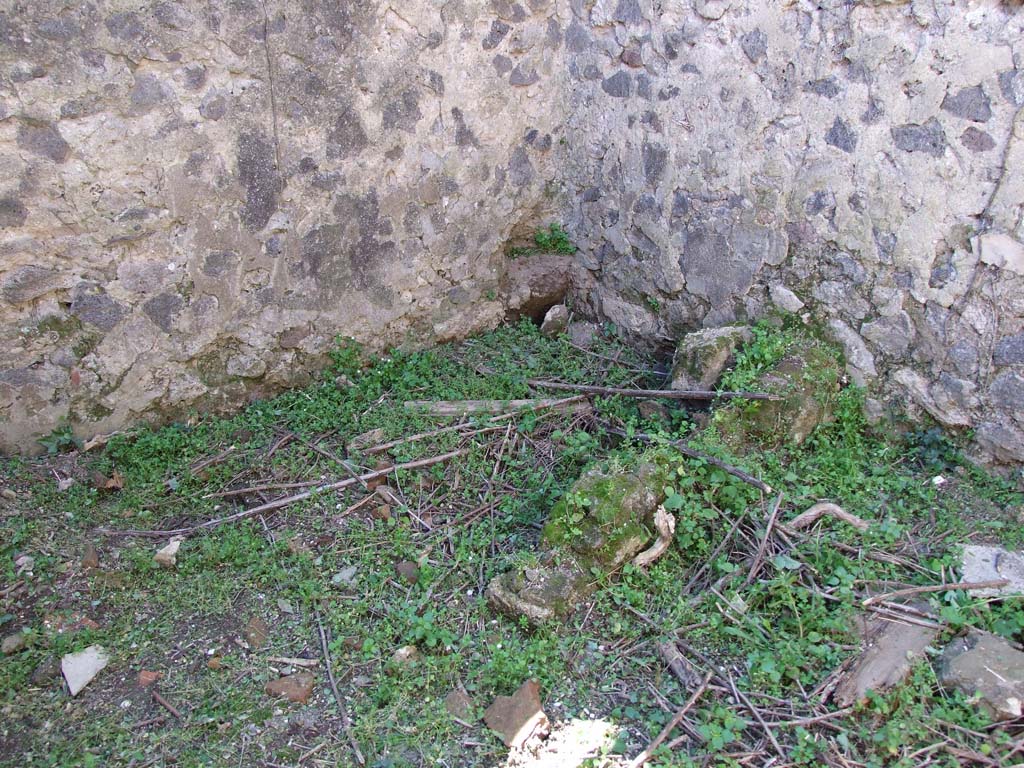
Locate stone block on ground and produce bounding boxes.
[487,458,670,624]
[243,616,271,650]
[265,672,316,704]
[2,631,29,655]
[444,687,476,721]
[939,631,1024,721]
[153,536,182,568]
[483,679,550,748]
[715,337,841,450]
[487,560,591,625]
[62,645,110,697]
[959,545,1024,596]
[539,304,569,337]
[567,321,599,349]
[670,325,753,390]
[834,614,939,706]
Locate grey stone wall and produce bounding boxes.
[563,0,1024,467]
[0,1,571,452]
[3,0,1024,469]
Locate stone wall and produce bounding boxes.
[563,0,1024,468]
[3,0,1024,469]
[0,0,572,452]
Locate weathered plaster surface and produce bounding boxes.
[2,0,1024,468]
[0,0,571,451]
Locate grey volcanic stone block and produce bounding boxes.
[825,117,857,152]
[994,333,1024,366]
[941,85,991,122]
[892,118,946,157]
[601,71,632,98]
[940,632,1024,721]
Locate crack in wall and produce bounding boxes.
[259,0,282,174]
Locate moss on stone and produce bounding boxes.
[71,332,102,360]
[542,457,671,569]
[33,314,82,340]
[491,452,673,624]
[715,337,842,451]
[72,401,114,422]
[192,349,230,387]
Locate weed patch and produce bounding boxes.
[1,319,1022,767]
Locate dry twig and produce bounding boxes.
[315,609,365,766]
[628,672,713,768]
[729,675,784,758]
[633,506,676,567]
[97,450,466,538]
[152,690,182,719]
[404,397,591,416]
[657,642,703,689]
[528,379,781,401]
[602,426,773,493]
[745,493,785,586]
[862,580,1009,607]
[785,502,870,533]
[289,431,368,490]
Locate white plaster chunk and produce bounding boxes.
[976,233,1024,276]
[62,645,110,697]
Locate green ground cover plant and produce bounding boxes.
[1,318,1021,767]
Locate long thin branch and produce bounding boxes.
[729,674,784,758]
[404,397,591,416]
[205,479,322,499]
[528,379,780,401]
[359,395,587,454]
[862,579,1010,607]
[315,609,365,766]
[289,431,367,490]
[361,424,502,455]
[745,492,785,586]
[627,672,712,768]
[96,450,466,538]
[603,426,773,494]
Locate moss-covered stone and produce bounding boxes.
[542,460,670,569]
[670,325,753,390]
[715,340,841,450]
[488,456,671,624]
[487,558,590,625]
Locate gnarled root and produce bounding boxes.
[633,506,676,567]
[786,502,869,532]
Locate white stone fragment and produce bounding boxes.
[62,645,110,697]
[154,536,183,568]
[976,233,1024,276]
[769,284,805,313]
[960,545,1024,597]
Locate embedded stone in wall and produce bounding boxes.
[827,320,877,387]
[977,233,1024,275]
[891,118,947,157]
[562,0,1024,470]
[994,333,1024,367]
[940,85,992,123]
